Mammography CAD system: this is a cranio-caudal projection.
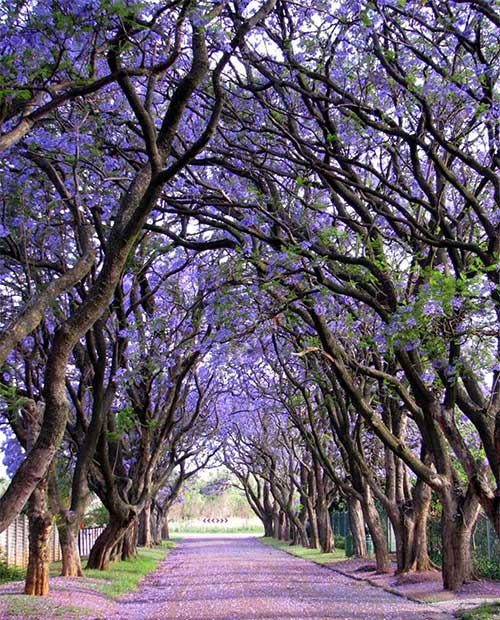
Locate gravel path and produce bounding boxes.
[111,537,454,620]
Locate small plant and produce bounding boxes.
[0,561,25,584]
[458,602,500,620]
[474,557,500,581]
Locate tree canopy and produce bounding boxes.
[1,0,499,595]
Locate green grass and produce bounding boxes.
[259,536,345,564]
[83,544,173,598]
[168,518,264,535]
[171,525,264,534]
[457,602,500,620]
[5,545,173,593]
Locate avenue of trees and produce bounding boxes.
[0,0,499,596]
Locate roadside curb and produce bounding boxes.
[323,563,426,605]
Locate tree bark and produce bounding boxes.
[272,502,280,539]
[317,504,333,553]
[278,510,288,540]
[315,465,333,553]
[305,467,320,549]
[348,496,367,557]
[122,522,138,560]
[25,482,52,596]
[57,513,83,577]
[24,401,52,595]
[86,511,135,570]
[151,505,162,545]
[262,483,275,537]
[362,485,390,573]
[138,504,152,547]
[397,477,433,574]
[440,490,480,591]
[161,517,170,541]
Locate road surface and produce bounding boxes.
[112,537,453,620]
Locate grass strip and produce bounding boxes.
[83,544,173,598]
[169,525,264,534]
[259,536,345,564]
[457,602,500,620]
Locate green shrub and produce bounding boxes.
[335,535,345,550]
[474,557,500,581]
[0,561,25,584]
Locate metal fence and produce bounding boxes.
[473,513,500,561]
[331,511,350,537]
[333,508,500,570]
[0,515,105,568]
[332,509,396,553]
[428,512,500,567]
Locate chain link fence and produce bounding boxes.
[428,512,500,578]
[333,508,499,577]
[332,509,397,553]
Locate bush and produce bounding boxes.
[83,503,109,527]
[0,561,25,583]
[335,535,345,550]
[474,557,500,581]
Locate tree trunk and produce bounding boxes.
[122,522,138,560]
[398,477,433,573]
[161,517,170,541]
[86,512,134,570]
[314,462,333,553]
[272,503,280,539]
[151,507,162,545]
[389,505,410,574]
[317,505,333,553]
[362,486,390,573]
[25,482,52,596]
[348,497,367,557]
[278,510,288,540]
[307,508,320,549]
[58,515,83,577]
[262,511,274,537]
[440,490,480,591]
[138,504,152,547]
[305,468,320,549]
[262,484,274,537]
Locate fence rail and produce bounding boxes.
[0,515,105,568]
